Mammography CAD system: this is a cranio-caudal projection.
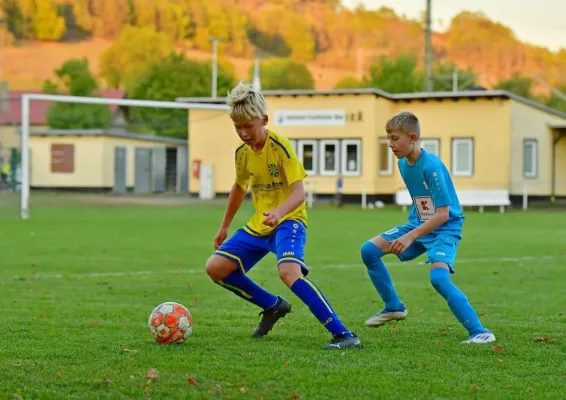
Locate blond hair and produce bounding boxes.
[226,81,267,120]
[385,111,420,139]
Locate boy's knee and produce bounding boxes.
[360,241,384,266]
[429,267,449,288]
[205,255,236,282]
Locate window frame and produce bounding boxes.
[378,137,393,175]
[421,138,440,157]
[298,139,318,175]
[340,139,362,176]
[451,138,474,177]
[318,139,340,176]
[523,139,538,178]
[289,139,297,154]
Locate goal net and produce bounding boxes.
[3,93,228,219]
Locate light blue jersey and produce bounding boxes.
[398,149,464,237]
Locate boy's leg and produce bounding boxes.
[424,234,495,343]
[361,225,425,327]
[274,220,362,350]
[206,229,280,310]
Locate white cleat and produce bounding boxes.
[365,308,408,327]
[461,332,496,344]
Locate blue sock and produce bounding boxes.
[430,268,488,336]
[290,277,351,337]
[360,241,404,310]
[217,270,279,310]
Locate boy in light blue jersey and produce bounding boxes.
[360,111,495,344]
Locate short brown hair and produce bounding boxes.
[385,111,420,139]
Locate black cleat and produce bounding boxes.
[322,332,363,350]
[251,297,292,338]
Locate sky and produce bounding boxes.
[341,0,565,52]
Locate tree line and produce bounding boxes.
[2,1,566,86]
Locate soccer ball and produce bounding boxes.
[148,302,193,344]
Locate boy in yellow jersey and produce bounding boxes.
[205,82,362,350]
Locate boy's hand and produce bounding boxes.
[262,210,281,227]
[213,227,228,250]
[390,233,416,255]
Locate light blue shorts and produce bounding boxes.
[380,224,461,273]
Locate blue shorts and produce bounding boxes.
[214,219,309,276]
[380,224,460,273]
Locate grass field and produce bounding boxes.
[1,200,565,399]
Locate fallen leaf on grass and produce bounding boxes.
[497,358,503,363]
[188,378,197,385]
[505,385,512,389]
[284,363,291,370]
[533,335,551,343]
[436,340,443,345]
[292,394,302,399]
[471,385,478,393]
[492,345,504,353]
[440,328,448,335]
[56,371,64,377]
[123,348,138,353]
[146,368,159,380]
[239,387,246,394]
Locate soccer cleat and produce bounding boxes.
[460,331,496,344]
[322,332,363,350]
[251,297,292,338]
[364,305,408,327]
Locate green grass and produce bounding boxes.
[1,201,565,399]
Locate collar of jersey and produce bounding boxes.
[405,148,426,168]
[248,129,271,155]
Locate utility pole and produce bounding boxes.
[424,0,433,92]
[252,49,261,92]
[208,37,225,99]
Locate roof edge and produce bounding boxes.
[26,128,187,145]
[175,88,566,120]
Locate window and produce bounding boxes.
[451,138,473,176]
[319,139,339,175]
[523,139,537,178]
[341,139,361,176]
[289,139,297,154]
[421,138,440,157]
[378,138,393,175]
[298,140,317,175]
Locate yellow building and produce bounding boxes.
[29,129,188,193]
[178,89,566,203]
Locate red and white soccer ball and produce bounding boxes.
[148,302,193,344]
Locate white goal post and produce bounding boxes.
[19,93,229,220]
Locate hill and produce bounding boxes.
[2,0,565,92]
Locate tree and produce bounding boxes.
[333,76,364,89]
[544,85,566,113]
[73,0,130,38]
[43,58,111,129]
[99,26,173,91]
[493,72,534,98]
[128,52,236,138]
[364,54,424,93]
[32,0,66,40]
[250,58,314,90]
[2,0,65,41]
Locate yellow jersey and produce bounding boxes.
[235,129,308,236]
